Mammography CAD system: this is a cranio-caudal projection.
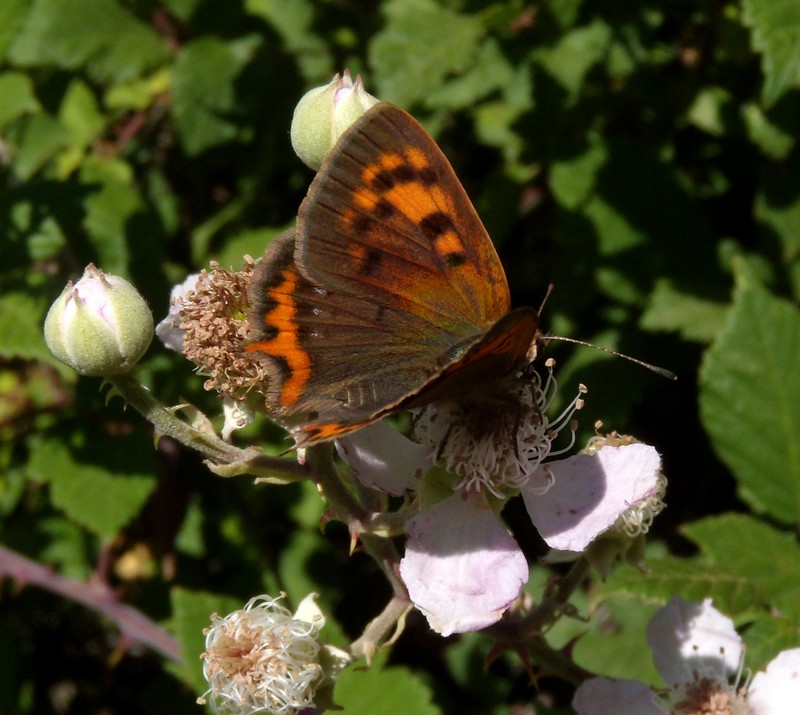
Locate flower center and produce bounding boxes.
[668,674,750,715]
[413,359,586,498]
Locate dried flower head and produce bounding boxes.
[176,258,269,400]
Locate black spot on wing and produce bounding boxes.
[445,252,466,268]
[358,247,383,276]
[418,166,438,186]
[353,214,375,236]
[420,211,455,239]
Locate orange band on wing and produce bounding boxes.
[246,266,311,407]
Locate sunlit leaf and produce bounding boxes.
[742,0,800,105]
[699,271,800,524]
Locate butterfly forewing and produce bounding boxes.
[298,104,510,336]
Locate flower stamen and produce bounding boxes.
[413,358,586,499]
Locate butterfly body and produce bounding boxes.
[247,103,540,446]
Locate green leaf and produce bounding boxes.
[244,0,331,79]
[0,0,28,59]
[9,0,169,83]
[600,557,763,620]
[8,112,69,180]
[683,514,800,621]
[686,86,733,137]
[38,515,95,579]
[81,178,141,274]
[550,138,607,209]
[278,529,347,648]
[535,19,612,95]
[640,280,728,343]
[426,38,516,110]
[742,0,800,105]
[755,156,800,297]
[335,654,441,715]
[0,292,52,362]
[161,0,203,23]
[168,588,242,693]
[105,68,171,111]
[699,274,800,523]
[171,36,254,155]
[58,79,106,149]
[216,227,284,273]
[27,439,156,541]
[370,0,484,107]
[743,615,800,672]
[573,591,660,684]
[0,71,40,128]
[742,102,795,160]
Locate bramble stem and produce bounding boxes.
[306,445,409,633]
[107,373,308,482]
[0,545,180,662]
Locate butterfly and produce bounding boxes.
[246,102,540,447]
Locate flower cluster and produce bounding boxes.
[337,362,666,635]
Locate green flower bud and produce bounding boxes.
[291,70,379,171]
[44,264,154,376]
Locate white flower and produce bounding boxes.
[336,364,663,636]
[573,596,800,715]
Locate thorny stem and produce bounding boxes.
[527,636,594,686]
[487,556,593,683]
[108,373,308,482]
[306,445,409,599]
[109,375,412,655]
[525,556,592,634]
[350,596,412,662]
[0,545,180,662]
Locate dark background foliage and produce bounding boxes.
[2,0,799,713]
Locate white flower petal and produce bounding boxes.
[335,421,431,495]
[155,273,201,353]
[221,396,254,440]
[522,444,661,551]
[749,648,800,715]
[293,592,325,631]
[646,597,742,686]
[399,491,528,636]
[573,677,662,715]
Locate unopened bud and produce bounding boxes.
[291,70,379,170]
[43,264,153,376]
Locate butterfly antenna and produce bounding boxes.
[537,283,555,317]
[543,334,677,380]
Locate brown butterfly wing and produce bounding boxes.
[247,104,525,445]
